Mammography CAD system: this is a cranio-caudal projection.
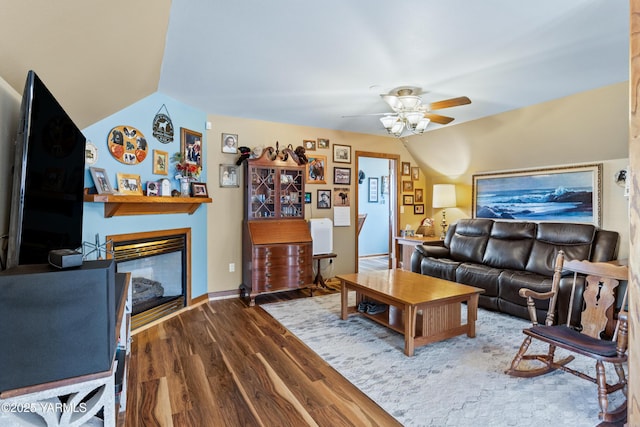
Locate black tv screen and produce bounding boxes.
[6,70,86,268]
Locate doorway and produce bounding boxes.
[355,151,399,272]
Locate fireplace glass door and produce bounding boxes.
[110,233,187,328]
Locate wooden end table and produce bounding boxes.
[312,252,337,288]
[337,269,484,356]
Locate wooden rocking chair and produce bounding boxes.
[505,250,629,424]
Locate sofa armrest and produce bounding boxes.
[410,244,450,273]
[415,244,450,258]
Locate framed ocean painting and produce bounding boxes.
[472,163,602,226]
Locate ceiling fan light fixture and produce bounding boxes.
[414,117,430,133]
[381,95,402,110]
[398,95,422,110]
[380,115,399,130]
[390,120,405,137]
[405,111,424,127]
[374,87,470,137]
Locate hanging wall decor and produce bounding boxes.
[107,125,148,165]
[85,141,98,165]
[152,104,174,144]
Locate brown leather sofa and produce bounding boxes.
[410,219,620,324]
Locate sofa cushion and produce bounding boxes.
[498,269,553,311]
[482,221,535,270]
[455,263,501,297]
[448,219,493,263]
[525,223,595,276]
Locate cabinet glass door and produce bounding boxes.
[280,169,304,218]
[250,167,275,218]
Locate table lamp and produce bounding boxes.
[432,184,456,240]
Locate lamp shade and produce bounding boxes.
[432,184,456,208]
[415,117,430,133]
[398,95,422,110]
[380,115,398,130]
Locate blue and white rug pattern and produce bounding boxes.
[262,293,626,427]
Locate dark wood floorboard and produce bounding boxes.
[124,286,401,427]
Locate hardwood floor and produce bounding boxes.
[358,255,390,272]
[124,286,401,426]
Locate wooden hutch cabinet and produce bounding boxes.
[241,149,313,306]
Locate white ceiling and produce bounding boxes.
[158,0,630,137]
[0,1,629,136]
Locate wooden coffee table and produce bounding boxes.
[337,269,484,356]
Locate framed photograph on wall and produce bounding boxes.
[304,139,316,151]
[472,163,602,226]
[402,162,411,176]
[414,204,425,214]
[333,187,350,206]
[333,144,351,164]
[221,133,238,154]
[411,167,420,181]
[317,138,330,149]
[220,164,239,187]
[89,167,115,194]
[317,189,331,209]
[306,155,326,184]
[403,194,414,205]
[368,177,378,203]
[116,173,143,195]
[402,180,414,192]
[181,128,203,166]
[153,149,168,175]
[333,167,351,185]
[415,188,424,203]
[381,175,389,194]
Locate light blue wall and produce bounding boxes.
[81,92,209,298]
[358,157,390,256]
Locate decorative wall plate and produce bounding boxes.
[107,125,148,164]
[85,142,98,165]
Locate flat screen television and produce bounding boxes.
[6,70,86,269]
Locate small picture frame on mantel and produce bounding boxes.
[191,182,209,197]
[116,173,143,195]
[89,167,115,194]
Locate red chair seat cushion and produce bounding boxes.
[529,325,618,357]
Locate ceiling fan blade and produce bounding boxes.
[424,113,455,124]
[428,96,471,110]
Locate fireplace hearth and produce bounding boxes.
[107,228,191,329]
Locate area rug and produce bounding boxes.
[262,293,626,427]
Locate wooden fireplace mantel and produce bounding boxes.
[84,193,212,217]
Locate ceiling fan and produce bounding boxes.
[348,86,471,137]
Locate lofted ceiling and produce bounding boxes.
[0,0,629,136]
